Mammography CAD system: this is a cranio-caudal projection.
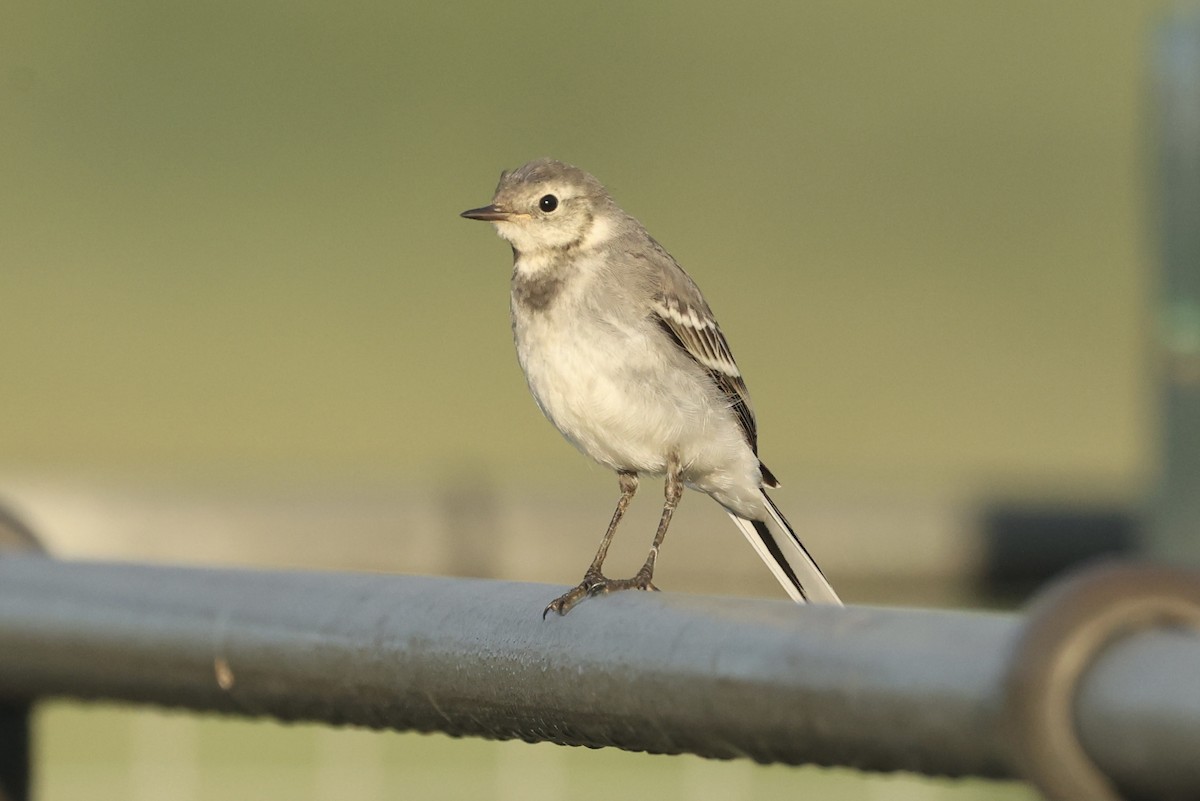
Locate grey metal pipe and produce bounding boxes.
[1,556,1198,797]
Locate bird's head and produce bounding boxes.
[461,159,615,254]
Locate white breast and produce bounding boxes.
[510,255,758,491]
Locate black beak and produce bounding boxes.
[460,204,512,222]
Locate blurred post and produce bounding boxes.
[0,504,44,801]
[0,705,25,801]
[1151,7,1200,563]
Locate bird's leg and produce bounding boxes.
[611,455,682,593]
[581,470,640,583]
[562,455,683,605]
[544,471,638,618]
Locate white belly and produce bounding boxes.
[513,298,756,490]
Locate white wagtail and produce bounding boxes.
[461,159,842,616]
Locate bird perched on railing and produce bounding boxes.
[462,159,841,616]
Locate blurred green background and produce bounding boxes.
[2,0,1151,491]
[0,1,1171,799]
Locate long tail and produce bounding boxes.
[726,490,842,605]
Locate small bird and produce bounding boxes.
[461,159,841,616]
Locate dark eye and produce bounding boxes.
[538,194,559,213]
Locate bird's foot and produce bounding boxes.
[543,569,659,618]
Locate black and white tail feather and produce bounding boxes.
[653,267,841,606]
[727,492,842,605]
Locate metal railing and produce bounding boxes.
[2,513,1199,801]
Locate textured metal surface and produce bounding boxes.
[1,556,1199,795]
[0,556,1011,775]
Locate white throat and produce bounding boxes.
[494,211,617,266]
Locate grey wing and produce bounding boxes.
[651,278,760,456]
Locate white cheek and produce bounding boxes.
[580,215,614,250]
[493,221,537,253]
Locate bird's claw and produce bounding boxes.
[542,571,659,618]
